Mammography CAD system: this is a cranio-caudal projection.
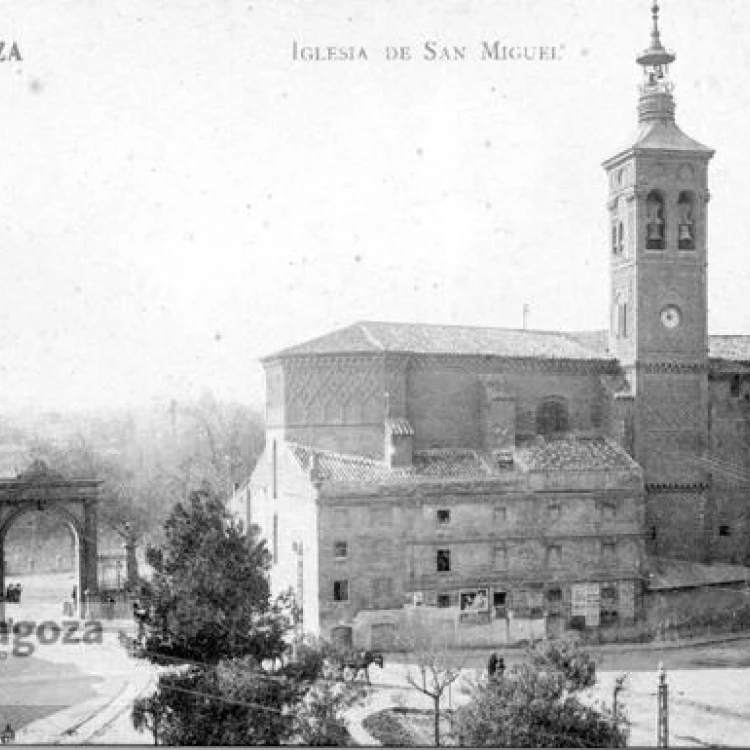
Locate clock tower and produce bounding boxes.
[603,3,715,559]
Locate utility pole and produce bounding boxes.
[657,662,669,747]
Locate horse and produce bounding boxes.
[340,650,384,685]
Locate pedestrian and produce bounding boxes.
[16,583,22,604]
[488,651,498,678]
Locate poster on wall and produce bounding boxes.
[460,588,489,612]
[571,582,601,627]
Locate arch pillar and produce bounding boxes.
[0,461,100,622]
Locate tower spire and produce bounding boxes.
[636,1,676,123]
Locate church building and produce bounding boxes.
[231,4,750,648]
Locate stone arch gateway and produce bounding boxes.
[0,461,99,619]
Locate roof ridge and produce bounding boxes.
[288,441,384,465]
[357,322,385,350]
[356,319,602,337]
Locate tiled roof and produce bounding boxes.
[647,556,750,591]
[266,321,614,362]
[385,418,414,437]
[267,323,750,366]
[565,331,750,366]
[709,335,750,362]
[288,436,637,487]
[289,444,508,485]
[514,436,639,472]
[633,120,713,153]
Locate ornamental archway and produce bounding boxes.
[0,461,99,620]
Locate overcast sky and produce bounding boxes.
[1,0,749,411]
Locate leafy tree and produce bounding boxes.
[453,640,626,748]
[138,647,357,746]
[142,488,283,665]
[526,637,597,694]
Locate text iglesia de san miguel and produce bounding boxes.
[231,4,750,648]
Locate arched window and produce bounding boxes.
[536,398,570,436]
[677,191,695,250]
[645,190,665,250]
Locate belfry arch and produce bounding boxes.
[0,461,99,618]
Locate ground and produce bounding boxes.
[5,573,750,745]
[352,637,750,747]
[0,571,157,744]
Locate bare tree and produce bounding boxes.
[402,615,464,747]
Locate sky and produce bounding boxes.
[1,0,750,411]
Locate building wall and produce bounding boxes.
[316,474,644,643]
[239,443,321,635]
[707,373,750,564]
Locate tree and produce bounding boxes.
[135,646,358,745]
[453,639,626,748]
[131,693,170,745]
[142,488,284,665]
[402,615,463,747]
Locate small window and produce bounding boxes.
[601,585,618,602]
[548,503,561,520]
[602,542,617,563]
[618,302,628,338]
[537,399,569,436]
[547,587,563,603]
[493,591,507,608]
[372,577,393,600]
[601,502,617,520]
[272,440,278,499]
[493,546,508,570]
[370,506,392,526]
[719,525,731,537]
[334,540,348,560]
[731,375,741,398]
[546,545,562,566]
[651,525,657,541]
[333,580,349,602]
[437,509,451,525]
[437,593,451,608]
[437,549,451,573]
[493,505,507,523]
[333,509,349,528]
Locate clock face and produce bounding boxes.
[660,305,682,329]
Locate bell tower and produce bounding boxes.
[603,3,715,559]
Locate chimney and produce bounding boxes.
[385,418,414,469]
[309,451,322,485]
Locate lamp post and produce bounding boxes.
[613,673,628,740]
[657,662,669,748]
